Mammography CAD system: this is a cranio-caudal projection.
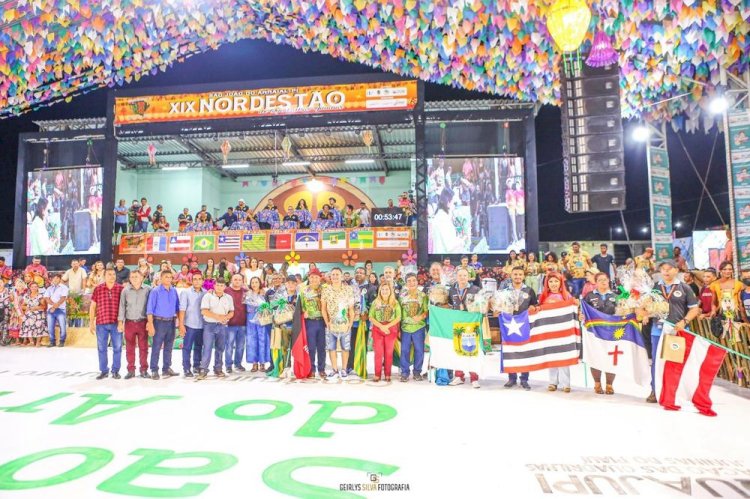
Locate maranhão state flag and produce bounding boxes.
[499,300,580,373]
[291,296,311,379]
[581,302,651,386]
[655,326,727,416]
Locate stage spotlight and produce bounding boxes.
[632,125,650,142]
[640,226,649,234]
[307,179,323,193]
[675,221,683,228]
[709,94,729,115]
[615,227,623,234]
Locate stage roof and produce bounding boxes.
[1,1,747,129]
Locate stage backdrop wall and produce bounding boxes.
[115,168,410,228]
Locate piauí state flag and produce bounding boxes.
[428,306,486,373]
[193,234,216,252]
[349,230,373,249]
[581,302,651,386]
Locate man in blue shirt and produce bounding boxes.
[647,259,700,403]
[146,269,180,380]
[44,274,68,347]
[217,207,238,230]
[179,274,206,378]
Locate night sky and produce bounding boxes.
[0,38,729,245]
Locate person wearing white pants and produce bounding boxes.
[548,367,571,392]
[538,271,574,393]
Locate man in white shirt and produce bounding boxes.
[44,274,69,347]
[196,278,234,380]
[62,259,87,295]
[357,202,371,227]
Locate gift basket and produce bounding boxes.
[614,267,669,319]
[256,303,274,326]
[428,284,449,305]
[272,298,295,325]
[491,289,519,315]
[467,290,491,314]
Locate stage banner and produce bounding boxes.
[375,228,411,249]
[371,208,407,227]
[647,145,673,261]
[119,234,146,254]
[192,234,216,252]
[242,233,267,251]
[114,80,418,125]
[321,230,347,250]
[295,232,320,250]
[168,234,192,252]
[349,229,374,249]
[728,109,750,269]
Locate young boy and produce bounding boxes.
[698,268,717,319]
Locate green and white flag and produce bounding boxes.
[322,230,347,249]
[428,306,486,374]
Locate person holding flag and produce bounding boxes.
[539,272,575,392]
[301,269,327,379]
[398,273,428,382]
[448,268,482,388]
[502,266,537,390]
[369,282,402,382]
[582,272,619,394]
[647,259,700,403]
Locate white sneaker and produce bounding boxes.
[471,380,481,389]
[448,377,464,386]
[340,370,348,379]
[327,371,339,380]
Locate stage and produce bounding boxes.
[1,348,748,498]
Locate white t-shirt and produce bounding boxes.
[62,268,87,294]
[200,292,235,323]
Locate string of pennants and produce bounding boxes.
[240,176,387,188]
[119,228,410,255]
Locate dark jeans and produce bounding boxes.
[305,318,326,374]
[570,278,586,297]
[201,322,227,371]
[182,326,203,372]
[508,372,529,383]
[150,319,176,372]
[114,222,128,233]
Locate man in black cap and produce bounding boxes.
[647,258,700,403]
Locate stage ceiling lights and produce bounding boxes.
[545,0,591,53]
[631,124,650,142]
[709,94,730,115]
[222,163,249,169]
[345,159,375,165]
[282,161,311,167]
[306,179,324,193]
[162,166,188,171]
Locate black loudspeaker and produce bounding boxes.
[561,61,626,213]
[487,204,511,250]
[73,210,92,251]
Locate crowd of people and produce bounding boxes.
[1,240,742,403]
[114,193,417,235]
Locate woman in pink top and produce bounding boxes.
[539,272,575,392]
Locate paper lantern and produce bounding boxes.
[586,29,617,68]
[546,0,591,53]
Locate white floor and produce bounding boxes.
[0,347,749,498]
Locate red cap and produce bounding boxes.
[308,268,322,277]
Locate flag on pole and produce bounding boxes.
[581,302,651,386]
[499,300,580,373]
[353,320,368,378]
[655,328,727,416]
[291,297,311,379]
[427,306,486,373]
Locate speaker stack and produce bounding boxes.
[561,61,626,213]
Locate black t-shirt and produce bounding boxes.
[591,254,614,274]
[506,284,537,313]
[583,290,617,315]
[115,267,131,285]
[656,281,699,323]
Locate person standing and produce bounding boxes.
[90,269,124,379]
[646,259,700,403]
[502,267,537,390]
[369,282,402,382]
[224,274,247,374]
[698,268,717,318]
[114,199,129,236]
[301,269,327,378]
[448,268,482,388]
[346,266,378,374]
[321,268,355,379]
[539,272,574,393]
[196,278,234,380]
[582,272,618,394]
[117,270,151,379]
[177,208,193,232]
[634,247,655,274]
[398,273,428,382]
[21,282,47,347]
[44,274,68,347]
[62,259,87,296]
[114,258,130,285]
[709,261,743,322]
[591,244,615,281]
[179,274,206,377]
[146,269,180,380]
[245,276,270,372]
[357,202,371,227]
[136,197,151,233]
[673,247,689,272]
[565,242,591,297]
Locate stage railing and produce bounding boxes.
[117,227,413,255]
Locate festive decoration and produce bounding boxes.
[342,250,358,267]
[281,135,292,159]
[586,29,617,68]
[285,251,300,264]
[546,0,592,53]
[361,129,374,151]
[220,139,232,164]
[401,249,417,266]
[234,252,247,266]
[147,144,157,166]
[0,1,748,127]
[182,253,198,265]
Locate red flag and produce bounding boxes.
[291,298,311,379]
[656,330,727,416]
